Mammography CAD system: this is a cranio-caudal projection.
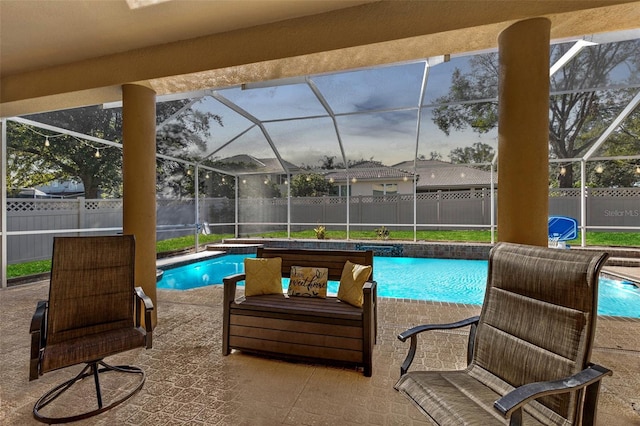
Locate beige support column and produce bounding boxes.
[122,84,157,325]
[497,18,550,246]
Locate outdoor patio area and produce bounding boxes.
[1,279,639,425]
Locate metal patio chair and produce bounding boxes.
[395,242,611,425]
[29,235,154,424]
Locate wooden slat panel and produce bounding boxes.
[229,336,363,363]
[229,325,363,351]
[237,295,362,318]
[257,248,373,281]
[231,307,363,327]
[230,314,362,338]
[233,295,363,320]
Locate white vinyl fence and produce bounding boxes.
[5,188,639,264]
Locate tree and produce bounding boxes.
[200,172,236,198]
[155,103,222,198]
[432,40,640,187]
[5,124,58,192]
[290,173,334,197]
[320,155,337,170]
[586,109,640,188]
[449,142,495,165]
[8,106,125,198]
[237,176,281,198]
[7,101,222,198]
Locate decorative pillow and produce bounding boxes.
[337,261,372,308]
[244,257,283,296]
[288,266,329,298]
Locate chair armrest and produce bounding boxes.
[223,273,246,304]
[363,280,376,292]
[224,273,246,283]
[134,287,154,348]
[29,300,47,381]
[222,273,246,356]
[363,280,378,342]
[135,287,154,312]
[398,315,480,376]
[362,280,377,376]
[494,364,612,425]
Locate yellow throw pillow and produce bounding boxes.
[288,266,329,298]
[244,257,283,296]
[337,261,372,308]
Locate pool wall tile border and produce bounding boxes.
[221,239,494,260]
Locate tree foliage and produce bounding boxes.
[290,173,334,197]
[449,142,495,165]
[428,151,443,161]
[8,106,124,198]
[431,40,640,187]
[318,155,371,170]
[238,176,281,198]
[7,101,222,199]
[586,109,640,188]
[320,155,337,170]
[199,172,236,198]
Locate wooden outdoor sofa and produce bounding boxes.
[222,248,376,376]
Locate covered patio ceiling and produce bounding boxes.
[2,1,640,118]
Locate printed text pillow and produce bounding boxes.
[288,266,329,298]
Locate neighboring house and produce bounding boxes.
[322,160,495,196]
[322,161,415,196]
[36,180,86,198]
[8,188,54,198]
[392,160,496,192]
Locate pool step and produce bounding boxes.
[606,256,640,267]
[573,246,639,266]
[206,243,263,254]
[156,250,225,269]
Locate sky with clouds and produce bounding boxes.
[187,57,500,170]
[178,35,638,171]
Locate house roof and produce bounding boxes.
[393,160,496,190]
[322,161,414,182]
[215,154,300,175]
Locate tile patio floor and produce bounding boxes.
[1,281,639,425]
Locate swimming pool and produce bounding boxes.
[157,254,640,318]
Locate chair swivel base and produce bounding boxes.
[33,360,145,424]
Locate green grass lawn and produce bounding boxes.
[6,230,638,279]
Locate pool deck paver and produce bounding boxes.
[1,281,639,425]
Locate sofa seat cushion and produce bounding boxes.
[233,294,363,321]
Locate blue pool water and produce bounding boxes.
[157,254,640,318]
